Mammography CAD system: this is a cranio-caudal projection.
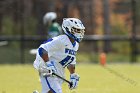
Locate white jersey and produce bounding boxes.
[33,34,79,78]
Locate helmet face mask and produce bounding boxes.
[71,27,85,42]
[62,18,85,42]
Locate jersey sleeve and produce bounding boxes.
[39,37,62,57]
[70,60,76,65]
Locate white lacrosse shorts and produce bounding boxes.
[40,76,63,93]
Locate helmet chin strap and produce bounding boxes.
[76,38,82,42]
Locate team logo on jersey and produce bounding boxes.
[65,48,77,55]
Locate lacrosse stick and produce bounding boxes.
[52,73,73,87]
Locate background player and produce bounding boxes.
[33,18,85,93]
[43,12,62,38]
[30,12,62,55]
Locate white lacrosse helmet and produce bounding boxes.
[43,12,57,25]
[62,18,85,42]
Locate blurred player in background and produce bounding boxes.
[30,12,62,55]
[43,12,62,38]
[33,18,85,93]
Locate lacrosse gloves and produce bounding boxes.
[69,73,80,89]
[38,61,56,77]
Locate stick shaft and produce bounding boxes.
[52,73,72,85]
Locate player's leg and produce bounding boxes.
[40,76,62,93]
[40,76,50,93]
[45,76,62,93]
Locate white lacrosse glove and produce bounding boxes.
[38,61,56,77]
[46,61,57,74]
[69,73,80,90]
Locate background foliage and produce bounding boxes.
[0,0,140,63]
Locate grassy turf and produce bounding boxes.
[0,64,140,93]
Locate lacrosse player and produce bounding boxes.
[33,18,85,93]
[43,12,62,38]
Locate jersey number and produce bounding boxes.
[59,56,74,68]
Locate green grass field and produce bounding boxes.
[0,64,140,93]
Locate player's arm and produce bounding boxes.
[37,38,62,76]
[67,64,80,90]
[67,64,75,74]
[38,47,49,62]
[38,47,56,76]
